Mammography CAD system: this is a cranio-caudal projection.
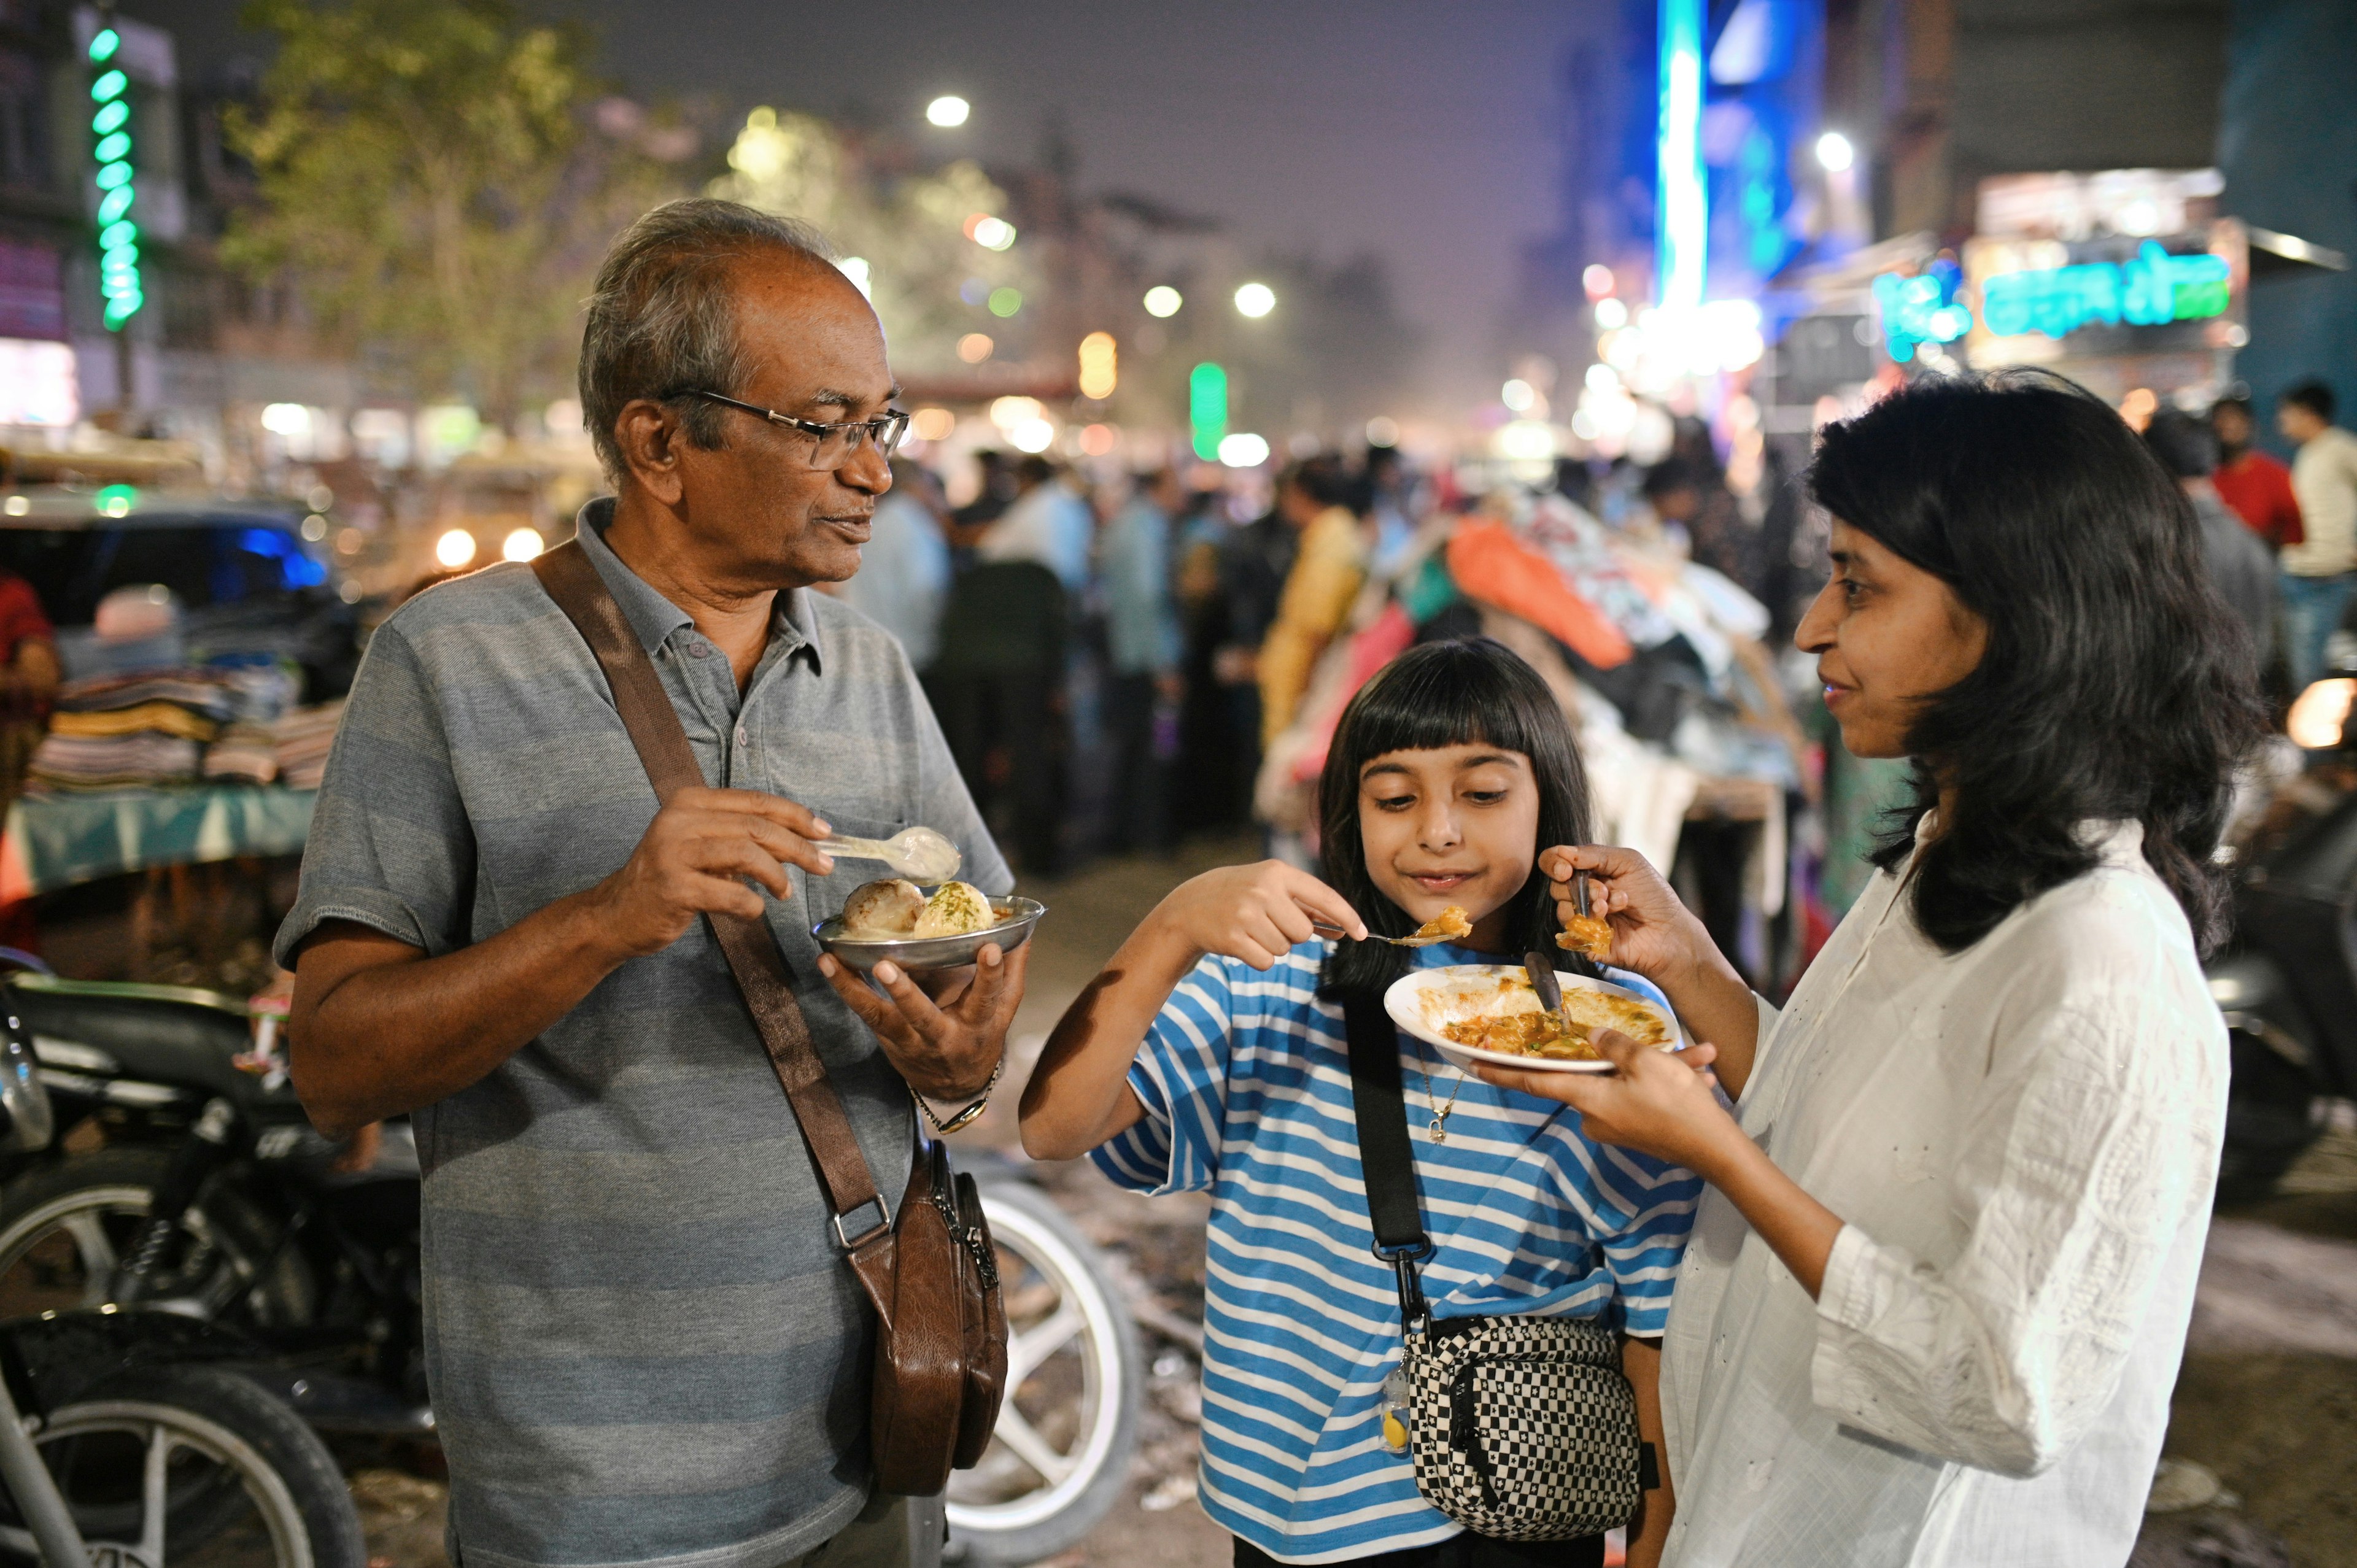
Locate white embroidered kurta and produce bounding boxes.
[1659,821,2226,1567]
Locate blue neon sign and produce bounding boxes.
[1656,0,1706,314]
[1980,241,2230,341]
[1872,261,1972,363]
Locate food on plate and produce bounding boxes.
[1556,910,1614,964]
[842,878,928,937]
[1439,978,1671,1060]
[1412,906,1473,942]
[913,880,996,938]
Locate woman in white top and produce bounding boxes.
[1482,372,2265,1567]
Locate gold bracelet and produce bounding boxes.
[915,1055,1004,1134]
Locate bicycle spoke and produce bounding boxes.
[138,1426,170,1567]
[1007,1303,1085,1386]
[991,1405,1075,1485]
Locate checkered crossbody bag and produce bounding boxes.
[1343,991,1658,1542]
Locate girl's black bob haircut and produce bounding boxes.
[1315,638,1596,998]
[1808,368,2266,955]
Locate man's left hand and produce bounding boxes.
[818,942,1029,1100]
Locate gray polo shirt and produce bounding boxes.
[277,501,1010,1568]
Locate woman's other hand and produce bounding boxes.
[1479,1032,1743,1175]
[1151,860,1366,971]
[1542,844,1764,1095]
[1541,844,1713,983]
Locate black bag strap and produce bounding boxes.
[1341,989,1431,1329]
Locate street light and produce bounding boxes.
[1234,282,1275,319]
[1142,285,1183,319]
[926,96,969,128]
[1815,131,1855,172]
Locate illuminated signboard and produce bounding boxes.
[1980,240,2229,339]
[1962,225,2247,369]
[87,22,143,330]
[1871,258,1972,363]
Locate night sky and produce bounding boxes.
[127,0,1611,407]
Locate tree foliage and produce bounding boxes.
[221,0,681,425]
[709,109,1036,376]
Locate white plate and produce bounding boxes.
[1383,965,1687,1074]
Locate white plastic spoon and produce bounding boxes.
[813,825,963,882]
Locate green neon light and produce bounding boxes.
[1189,362,1229,462]
[88,47,141,330]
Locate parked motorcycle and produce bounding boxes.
[2208,703,2357,1200]
[0,970,1141,1566]
[0,975,365,1568]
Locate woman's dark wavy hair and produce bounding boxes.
[1808,369,2266,956]
[1315,639,1598,998]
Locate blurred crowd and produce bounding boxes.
[828,425,1814,894]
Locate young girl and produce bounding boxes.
[1020,639,1698,1568]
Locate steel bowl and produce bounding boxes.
[813,895,1048,973]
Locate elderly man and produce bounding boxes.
[280,199,1023,1568]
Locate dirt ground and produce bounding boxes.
[319,833,2356,1568]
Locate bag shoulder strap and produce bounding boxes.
[1340,988,1430,1327]
[533,540,894,1256]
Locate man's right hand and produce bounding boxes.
[592,787,838,956]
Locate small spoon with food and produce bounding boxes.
[1312,905,1473,948]
[1556,868,1614,963]
[813,825,963,882]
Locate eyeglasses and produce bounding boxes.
[678,389,910,469]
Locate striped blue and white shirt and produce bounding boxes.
[1093,941,1701,1563]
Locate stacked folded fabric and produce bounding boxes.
[26,734,204,792]
[202,721,281,785]
[26,670,247,793]
[273,701,345,790]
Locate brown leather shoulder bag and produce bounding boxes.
[534,541,1007,1496]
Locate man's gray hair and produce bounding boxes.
[578,198,836,484]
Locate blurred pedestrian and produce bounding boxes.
[1203,487,1298,821]
[951,448,1016,541]
[979,455,1093,593]
[1364,442,1418,575]
[1634,460,1700,556]
[835,458,951,669]
[0,567,57,800]
[927,558,1069,875]
[2210,395,2303,549]
[2146,408,2274,679]
[1258,457,1366,746]
[2277,379,2357,689]
[1101,469,1185,852]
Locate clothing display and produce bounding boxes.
[271,701,345,790]
[203,720,281,785]
[25,665,331,794]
